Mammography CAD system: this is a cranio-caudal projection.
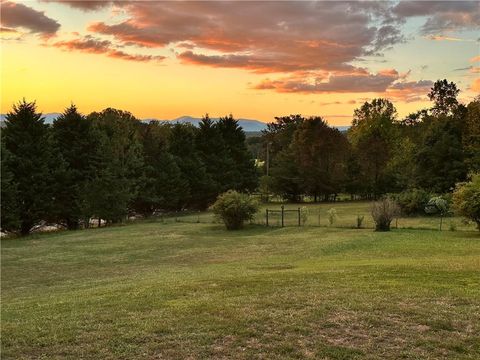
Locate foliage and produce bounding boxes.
[452,174,480,230]
[290,117,348,201]
[348,99,397,198]
[258,175,274,201]
[211,190,259,230]
[394,188,431,215]
[169,123,215,210]
[134,122,189,215]
[448,221,457,232]
[371,198,400,231]
[2,100,54,234]
[424,196,449,216]
[463,97,480,172]
[85,108,144,223]
[0,141,20,232]
[217,114,258,192]
[327,208,337,226]
[51,105,97,229]
[414,115,467,193]
[428,79,459,116]
[300,206,309,225]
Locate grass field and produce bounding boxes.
[2,202,480,359]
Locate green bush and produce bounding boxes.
[371,198,400,231]
[424,196,449,216]
[300,206,309,225]
[453,174,480,231]
[327,208,337,226]
[211,190,259,230]
[394,189,431,215]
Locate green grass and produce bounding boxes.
[2,207,480,359]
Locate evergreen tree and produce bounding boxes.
[196,114,233,200]
[217,114,258,191]
[134,122,188,215]
[1,140,20,232]
[2,100,54,234]
[290,117,348,201]
[168,124,215,210]
[51,105,96,229]
[86,108,144,223]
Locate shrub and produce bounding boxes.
[453,174,480,231]
[211,190,259,230]
[448,221,457,232]
[424,196,449,216]
[394,188,431,215]
[371,198,400,231]
[300,206,309,225]
[327,208,337,226]
[356,215,365,229]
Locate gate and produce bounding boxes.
[265,205,301,227]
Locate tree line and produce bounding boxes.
[1,79,478,235]
[260,80,479,202]
[1,105,257,234]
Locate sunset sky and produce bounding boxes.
[1,0,479,125]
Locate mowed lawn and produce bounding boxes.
[2,210,480,359]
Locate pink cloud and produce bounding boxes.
[0,1,60,37]
[253,70,401,94]
[51,35,165,62]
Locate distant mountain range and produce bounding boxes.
[0,113,350,132]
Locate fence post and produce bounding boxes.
[298,207,301,226]
[266,209,269,226]
[281,205,284,227]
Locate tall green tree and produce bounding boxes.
[168,124,214,210]
[428,79,460,116]
[51,105,97,229]
[134,121,188,215]
[86,108,144,223]
[196,114,233,200]
[348,99,397,198]
[463,97,480,172]
[217,114,258,191]
[2,100,54,234]
[262,115,304,200]
[290,117,348,201]
[414,114,467,193]
[1,140,20,232]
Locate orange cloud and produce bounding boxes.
[471,56,480,62]
[253,71,401,94]
[471,78,480,92]
[51,36,165,62]
[85,2,402,75]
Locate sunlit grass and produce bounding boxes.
[2,208,479,359]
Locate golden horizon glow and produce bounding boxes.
[1,1,478,125]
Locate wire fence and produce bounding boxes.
[144,205,474,232]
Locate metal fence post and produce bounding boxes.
[281,205,284,227]
[266,209,269,226]
[298,207,301,226]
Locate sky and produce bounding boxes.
[1,1,479,125]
